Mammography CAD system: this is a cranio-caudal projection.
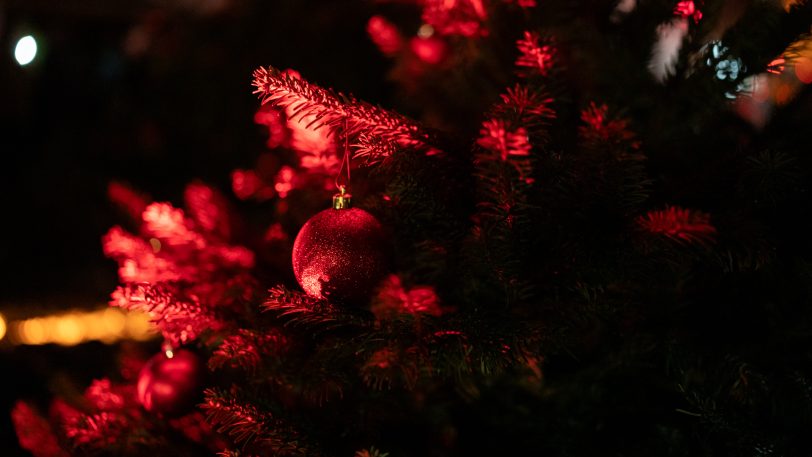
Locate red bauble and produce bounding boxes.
[410,36,447,65]
[137,349,204,416]
[292,207,388,305]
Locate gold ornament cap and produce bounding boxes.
[332,187,352,209]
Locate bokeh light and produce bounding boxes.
[794,57,812,84]
[14,35,38,66]
[0,313,7,341]
[5,308,157,346]
[53,314,85,346]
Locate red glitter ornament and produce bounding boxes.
[137,349,205,416]
[292,192,388,305]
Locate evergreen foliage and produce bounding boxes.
[11,1,812,456]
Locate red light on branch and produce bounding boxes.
[674,1,702,23]
[231,169,263,200]
[371,274,442,319]
[11,402,70,457]
[795,57,812,84]
[273,166,296,199]
[184,182,232,239]
[422,0,488,37]
[516,31,555,77]
[367,15,403,56]
[477,119,531,160]
[579,102,640,150]
[505,0,537,7]
[637,206,717,244]
[108,181,150,223]
[254,105,288,149]
[410,36,448,65]
[767,57,786,75]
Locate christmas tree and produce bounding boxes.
[9,0,812,455]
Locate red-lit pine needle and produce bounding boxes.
[516,31,555,77]
[637,206,717,243]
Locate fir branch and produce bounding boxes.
[353,133,400,165]
[636,206,717,245]
[477,84,555,171]
[423,323,532,380]
[203,388,316,456]
[516,31,556,77]
[471,83,556,302]
[107,181,151,223]
[209,328,288,373]
[492,85,556,132]
[294,351,351,405]
[64,412,131,449]
[355,447,389,457]
[252,66,439,165]
[262,285,372,332]
[574,102,650,213]
[360,346,421,390]
[11,402,69,457]
[742,149,802,206]
[184,181,233,240]
[579,102,642,154]
[218,450,256,457]
[142,202,205,248]
[471,167,537,302]
[422,0,488,37]
[110,282,225,345]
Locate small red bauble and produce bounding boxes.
[137,349,204,416]
[292,196,388,305]
[410,36,447,65]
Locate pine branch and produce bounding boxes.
[11,402,69,457]
[64,411,131,449]
[218,450,254,457]
[252,66,439,165]
[636,206,717,246]
[292,345,352,405]
[422,0,488,37]
[184,181,233,240]
[262,285,372,332]
[107,181,151,223]
[477,84,555,172]
[423,322,536,380]
[574,102,650,213]
[355,447,390,457]
[516,31,557,77]
[579,102,642,155]
[360,346,421,390]
[471,84,556,302]
[202,388,317,456]
[111,282,225,345]
[209,328,288,373]
[352,133,400,165]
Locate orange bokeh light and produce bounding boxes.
[794,57,812,84]
[5,308,156,346]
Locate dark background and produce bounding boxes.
[0,1,391,453]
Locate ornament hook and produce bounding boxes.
[161,339,176,359]
[333,117,353,209]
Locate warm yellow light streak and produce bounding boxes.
[53,313,85,346]
[3,308,157,346]
[125,311,156,341]
[19,319,47,345]
[0,313,7,341]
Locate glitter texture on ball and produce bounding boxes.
[292,207,388,305]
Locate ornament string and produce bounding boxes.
[335,117,351,194]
